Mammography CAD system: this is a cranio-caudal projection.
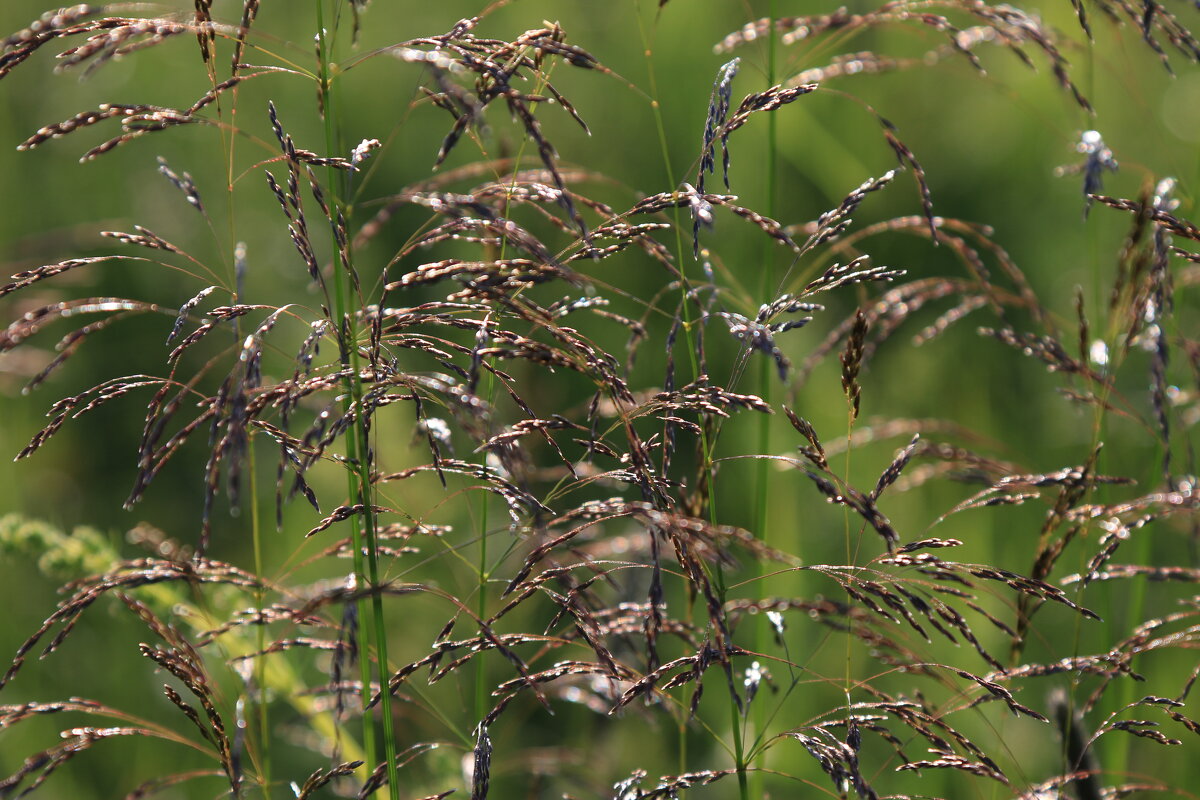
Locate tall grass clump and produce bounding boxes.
[1,1,1198,798]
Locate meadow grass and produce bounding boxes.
[1,2,1199,798]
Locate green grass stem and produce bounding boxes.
[314,3,399,796]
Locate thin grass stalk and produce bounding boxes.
[637,1,724,779]
[207,27,269,794]
[314,3,398,796]
[635,10,702,387]
[633,3,718,517]
[729,691,748,800]
[248,444,271,798]
[469,50,559,735]
[1081,37,1107,694]
[199,25,271,795]
[474,336,498,732]
[1083,211,1135,782]
[475,438,490,730]
[749,4,778,798]
[1100,347,1154,785]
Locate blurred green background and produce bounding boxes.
[0,1,1197,798]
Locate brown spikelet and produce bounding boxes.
[793,51,912,85]
[841,309,868,419]
[231,0,260,75]
[979,327,1107,382]
[18,106,132,150]
[1,6,104,54]
[0,726,165,797]
[470,723,492,800]
[55,21,192,75]
[873,434,919,500]
[1,255,137,300]
[293,761,364,800]
[3,298,159,353]
[194,0,215,63]
[156,157,205,214]
[0,7,105,80]
[881,121,937,241]
[100,227,181,253]
[783,406,828,469]
[79,108,203,162]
